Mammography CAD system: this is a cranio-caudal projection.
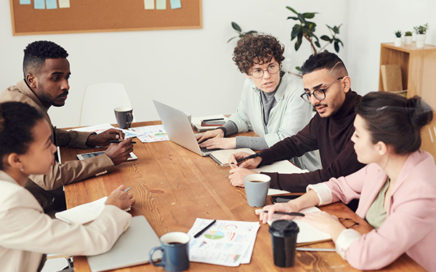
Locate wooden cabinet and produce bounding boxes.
[379,43,436,158]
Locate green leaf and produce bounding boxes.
[287,16,299,21]
[291,24,301,40]
[295,33,303,51]
[295,38,302,51]
[295,66,302,72]
[333,26,339,34]
[231,21,242,32]
[334,41,339,52]
[286,6,299,15]
[307,22,317,32]
[227,36,237,43]
[297,14,306,23]
[320,35,331,42]
[314,40,321,47]
[302,12,317,19]
[337,39,344,46]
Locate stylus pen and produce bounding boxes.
[109,140,137,144]
[202,118,224,122]
[296,247,336,252]
[235,153,260,163]
[123,187,132,192]
[193,219,216,238]
[263,211,305,217]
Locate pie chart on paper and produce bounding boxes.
[204,230,225,240]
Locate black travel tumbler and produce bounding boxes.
[269,220,299,267]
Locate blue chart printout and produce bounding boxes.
[19,0,31,4]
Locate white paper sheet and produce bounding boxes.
[129,125,168,142]
[188,219,260,266]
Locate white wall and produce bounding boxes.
[346,0,436,94]
[0,0,348,127]
[4,1,434,127]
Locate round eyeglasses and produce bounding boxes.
[250,63,280,79]
[300,76,344,103]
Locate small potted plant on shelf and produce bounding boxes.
[404,31,413,45]
[394,30,402,46]
[414,23,428,48]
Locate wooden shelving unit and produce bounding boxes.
[379,42,436,158]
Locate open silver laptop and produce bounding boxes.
[153,100,213,156]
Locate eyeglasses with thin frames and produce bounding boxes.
[250,63,280,79]
[300,76,345,103]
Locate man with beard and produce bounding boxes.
[229,52,365,196]
[0,40,134,212]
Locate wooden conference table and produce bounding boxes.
[62,121,424,272]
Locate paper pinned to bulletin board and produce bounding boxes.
[10,0,202,35]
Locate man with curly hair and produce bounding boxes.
[0,40,134,213]
[229,52,365,203]
[197,34,320,171]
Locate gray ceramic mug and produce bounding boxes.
[114,106,133,129]
[244,173,271,207]
[149,232,190,272]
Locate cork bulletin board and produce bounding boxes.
[10,0,202,35]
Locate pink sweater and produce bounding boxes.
[309,151,436,271]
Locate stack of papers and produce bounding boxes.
[261,207,331,245]
[256,160,308,195]
[209,148,255,167]
[129,125,168,142]
[55,197,108,224]
[188,219,260,266]
[55,197,130,224]
[71,123,136,138]
[71,123,168,143]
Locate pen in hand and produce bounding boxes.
[263,210,305,217]
[234,153,260,164]
[193,219,216,238]
[109,140,137,144]
[123,187,131,192]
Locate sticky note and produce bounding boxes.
[170,0,181,9]
[144,0,154,10]
[19,0,31,4]
[34,0,45,9]
[45,0,57,9]
[59,0,71,8]
[156,0,166,10]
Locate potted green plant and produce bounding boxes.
[394,31,402,47]
[285,6,343,74]
[404,31,413,45]
[414,23,428,48]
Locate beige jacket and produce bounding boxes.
[0,80,114,208]
[0,171,131,272]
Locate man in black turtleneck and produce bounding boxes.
[229,52,365,196]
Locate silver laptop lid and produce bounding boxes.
[87,216,161,271]
[153,100,208,156]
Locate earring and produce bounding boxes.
[20,167,24,172]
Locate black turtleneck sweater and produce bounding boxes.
[259,91,365,192]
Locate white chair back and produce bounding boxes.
[79,82,132,126]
